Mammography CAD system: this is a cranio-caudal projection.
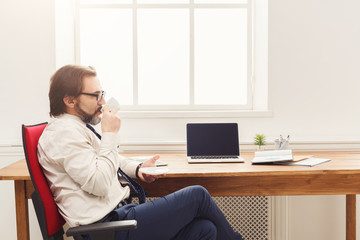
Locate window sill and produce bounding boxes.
[118,110,273,118]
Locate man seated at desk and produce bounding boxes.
[37,64,244,240]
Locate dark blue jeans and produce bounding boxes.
[109,185,243,240]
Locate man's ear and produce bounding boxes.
[63,95,77,109]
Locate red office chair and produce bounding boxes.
[22,123,137,240]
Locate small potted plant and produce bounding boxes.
[254,134,266,151]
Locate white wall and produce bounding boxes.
[270,1,360,239]
[267,0,360,142]
[0,0,360,239]
[0,0,55,239]
[0,0,55,146]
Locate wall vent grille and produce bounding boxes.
[142,196,270,240]
[214,196,270,240]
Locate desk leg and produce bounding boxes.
[346,194,356,240]
[15,180,30,240]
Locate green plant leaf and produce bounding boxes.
[254,134,266,146]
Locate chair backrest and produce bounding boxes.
[22,123,66,240]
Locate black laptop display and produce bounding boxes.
[186,123,244,163]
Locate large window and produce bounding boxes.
[56,0,268,115]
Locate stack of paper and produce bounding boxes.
[275,158,331,167]
[252,150,331,167]
[252,150,293,164]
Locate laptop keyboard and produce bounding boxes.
[188,155,244,163]
[191,156,239,159]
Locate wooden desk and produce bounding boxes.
[1,151,360,240]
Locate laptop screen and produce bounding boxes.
[186,123,239,157]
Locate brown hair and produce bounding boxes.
[49,64,97,117]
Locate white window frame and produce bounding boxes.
[56,0,269,118]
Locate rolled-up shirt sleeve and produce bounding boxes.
[117,155,142,179]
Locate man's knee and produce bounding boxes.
[187,185,210,198]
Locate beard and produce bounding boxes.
[75,102,102,125]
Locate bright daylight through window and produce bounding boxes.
[56,0,268,114]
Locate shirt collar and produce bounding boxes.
[56,113,87,125]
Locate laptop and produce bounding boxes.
[186,123,244,163]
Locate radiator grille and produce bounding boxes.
[213,196,270,240]
[141,196,270,240]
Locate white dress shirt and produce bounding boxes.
[38,113,140,227]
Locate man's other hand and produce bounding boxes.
[138,155,164,183]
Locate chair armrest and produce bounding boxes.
[66,220,137,237]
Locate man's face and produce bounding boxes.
[75,76,105,125]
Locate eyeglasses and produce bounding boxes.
[80,91,106,102]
